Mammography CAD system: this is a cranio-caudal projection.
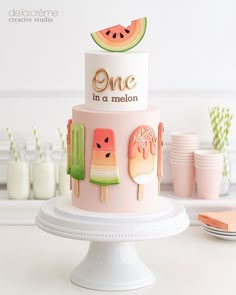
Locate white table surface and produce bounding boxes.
[0,225,236,295]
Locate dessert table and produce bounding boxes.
[0,225,236,295]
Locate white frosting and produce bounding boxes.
[85,51,148,112]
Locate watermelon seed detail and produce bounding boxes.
[96,143,101,148]
[104,137,109,143]
[105,153,111,158]
[106,30,110,36]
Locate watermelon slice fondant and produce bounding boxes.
[91,17,147,52]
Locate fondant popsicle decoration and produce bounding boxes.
[90,128,120,203]
[67,119,72,175]
[158,122,164,193]
[91,17,147,52]
[70,123,85,198]
[67,119,72,190]
[128,126,157,201]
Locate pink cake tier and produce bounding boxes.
[71,105,160,213]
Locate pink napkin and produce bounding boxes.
[198,211,236,231]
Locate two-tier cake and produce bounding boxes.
[67,18,161,213]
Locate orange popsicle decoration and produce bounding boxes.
[128,126,157,201]
[158,122,164,193]
[90,129,120,203]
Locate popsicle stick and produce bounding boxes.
[77,180,80,197]
[101,186,108,203]
[158,179,161,194]
[137,184,144,201]
[72,179,79,198]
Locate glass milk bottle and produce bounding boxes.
[7,143,30,200]
[58,150,70,196]
[32,143,56,199]
[220,147,231,196]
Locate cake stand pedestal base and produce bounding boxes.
[70,241,155,291]
[36,196,189,291]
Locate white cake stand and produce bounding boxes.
[36,196,189,291]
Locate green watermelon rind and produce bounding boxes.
[90,177,120,186]
[90,18,147,52]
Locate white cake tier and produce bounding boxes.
[85,51,148,112]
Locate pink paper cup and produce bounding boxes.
[171,145,200,150]
[171,131,199,139]
[170,152,194,159]
[194,161,223,168]
[195,166,223,199]
[171,160,194,165]
[171,163,195,198]
[171,140,199,146]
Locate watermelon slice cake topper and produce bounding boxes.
[91,17,147,52]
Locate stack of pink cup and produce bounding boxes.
[194,150,224,199]
[170,132,200,197]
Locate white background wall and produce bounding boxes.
[0,0,236,92]
[0,0,236,170]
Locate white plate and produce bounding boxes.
[203,228,236,240]
[203,224,236,234]
[203,227,236,237]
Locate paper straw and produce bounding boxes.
[6,128,18,162]
[223,110,233,147]
[58,128,66,153]
[209,106,233,177]
[209,107,221,149]
[222,110,233,177]
[33,127,44,162]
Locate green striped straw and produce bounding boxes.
[58,128,66,153]
[209,107,220,147]
[223,111,233,147]
[209,106,233,177]
[222,110,233,177]
[6,128,19,162]
[33,127,44,162]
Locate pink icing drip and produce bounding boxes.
[151,142,157,156]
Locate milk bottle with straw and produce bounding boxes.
[6,129,30,200]
[58,128,70,196]
[32,128,56,199]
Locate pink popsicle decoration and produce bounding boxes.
[128,125,157,200]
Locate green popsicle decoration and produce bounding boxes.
[70,123,85,197]
[66,119,72,175]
